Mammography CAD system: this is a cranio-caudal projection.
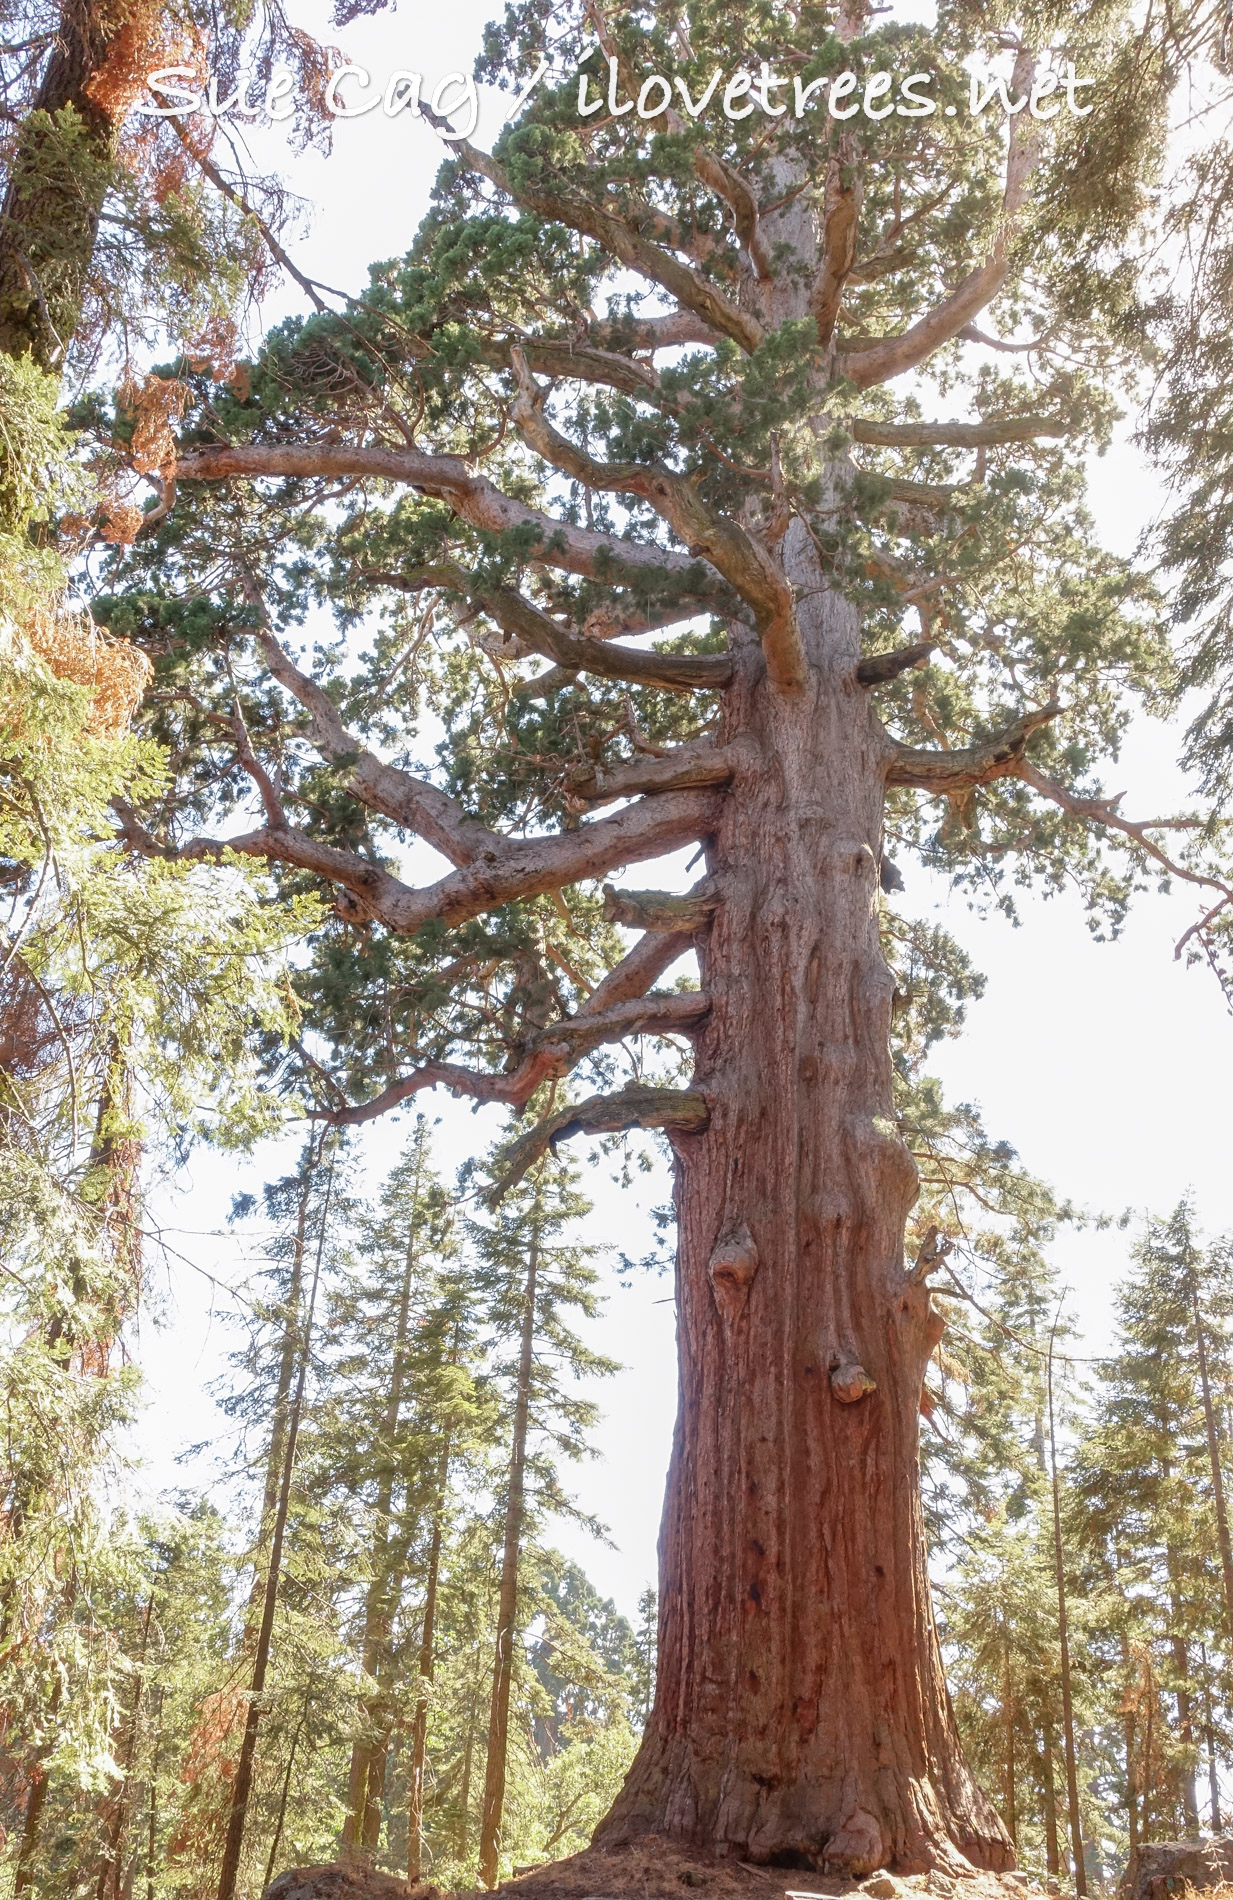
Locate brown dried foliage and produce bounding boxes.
[23,604,150,730]
[83,0,167,126]
[116,369,187,476]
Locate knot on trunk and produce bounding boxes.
[708,1223,759,1324]
[830,1361,877,1403]
[823,1805,886,1876]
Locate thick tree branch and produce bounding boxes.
[508,353,804,689]
[565,740,743,808]
[851,415,1067,450]
[476,583,733,695]
[117,783,720,934]
[507,335,664,399]
[813,140,863,348]
[175,443,724,595]
[113,801,427,927]
[856,642,934,686]
[448,135,765,355]
[364,568,719,647]
[886,701,1060,794]
[602,884,720,931]
[838,50,1040,389]
[252,625,506,867]
[398,789,720,933]
[571,922,697,1012]
[318,989,709,1127]
[489,1081,711,1200]
[588,310,724,352]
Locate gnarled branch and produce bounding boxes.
[118,784,720,936]
[318,988,708,1127]
[565,740,742,808]
[587,310,724,352]
[508,352,803,689]
[252,624,506,866]
[175,442,724,595]
[477,583,733,695]
[838,50,1040,389]
[887,701,1060,794]
[856,642,935,686]
[449,135,765,356]
[602,883,720,931]
[489,1081,711,1201]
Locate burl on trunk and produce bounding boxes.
[597,528,1011,1877]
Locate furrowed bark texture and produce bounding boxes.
[596,520,1011,1877]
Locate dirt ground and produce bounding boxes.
[265,1838,1048,1900]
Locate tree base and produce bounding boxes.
[494,1837,1037,1900]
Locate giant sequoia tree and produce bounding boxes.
[100,0,1233,1878]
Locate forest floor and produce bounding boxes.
[263,1840,1049,1900]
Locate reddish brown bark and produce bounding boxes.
[595,529,1011,1878]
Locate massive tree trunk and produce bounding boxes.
[597,528,1011,1877]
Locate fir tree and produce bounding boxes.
[1074,1203,1233,1845]
[467,1151,617,1888]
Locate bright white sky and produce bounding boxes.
[130,0,1233,1625]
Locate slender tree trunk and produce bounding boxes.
[343,1206,421,1859]
[1188,1271,1233,1655]
[1145,1675,1158,1841]
[1042,1717,1062,1879]
[1036,1399,1062,1880]
[1166,1557,1199,1834]
[145,1698,160,1900]
[407,1436,451,1888]
[1002,1638,1017,1847]
[1202,1655,1221,1834]
[478,1221,539,1888]
[215,1160,333,1900]
[1119,1631,1138,1862]
[244,1162,313,1641]
[458,1680,480,1863]
[14,1670,63,1895]
[95,1594,153,1900]
[596,509,1010,1876]
[1046,1326,1086,1896]
[262,1693,310,1896]
[13,1762,52,1897]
